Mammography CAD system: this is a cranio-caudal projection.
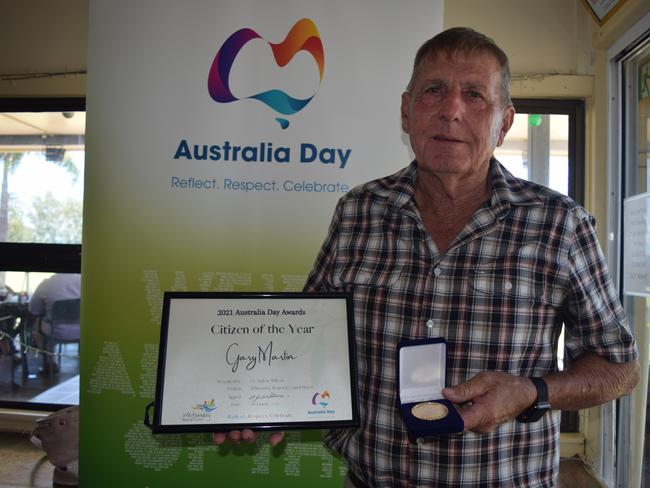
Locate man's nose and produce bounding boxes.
[437,88,463,121]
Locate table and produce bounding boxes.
[0,301,29,385]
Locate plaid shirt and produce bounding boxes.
[304,160,637,487]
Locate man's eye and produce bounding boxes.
[424,85,442,94]
[466,91,483,99]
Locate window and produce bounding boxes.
[0,98,84,410]
[496,99,585,203]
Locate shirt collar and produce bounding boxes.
[364,161,418,210]
[487,158,545,224]
[365,158,545,212]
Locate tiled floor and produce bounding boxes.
[557,457,608,488]
[0,343,79,405]
[0,431,53,488]
[0,343,78,487]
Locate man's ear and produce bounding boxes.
[400,91,411,133]
[496,105,515,147]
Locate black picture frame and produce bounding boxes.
[148,291,359,434]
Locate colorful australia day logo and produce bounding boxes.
[312,390,330,408]
[207,18,325,129]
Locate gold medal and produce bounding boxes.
[411,402,448,421]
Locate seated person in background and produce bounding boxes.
[0,280,13,301]
[28,273,81,373]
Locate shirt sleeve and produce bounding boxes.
[563,214,638,363]
[303,199,344,293]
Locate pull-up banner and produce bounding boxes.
[83,1,442,485]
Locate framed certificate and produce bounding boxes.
[148,292,359,433]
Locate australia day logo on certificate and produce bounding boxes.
[182,398,217,422]
[308,389,335,416]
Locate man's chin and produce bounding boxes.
[416,157,476,175]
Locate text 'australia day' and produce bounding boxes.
[173,139,352,169]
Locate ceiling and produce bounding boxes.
[0,112,85,152]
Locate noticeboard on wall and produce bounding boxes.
[582,0,628,25]
[623,192,650,297]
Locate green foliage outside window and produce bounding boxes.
[1,152,82,244]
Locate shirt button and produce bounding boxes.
[426,319,434,328]
[504,281,513,290]
[434,267,442,277]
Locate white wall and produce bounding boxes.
[0,0,603,98]
[445,0,597,76]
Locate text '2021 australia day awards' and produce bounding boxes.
[150,292,359,433]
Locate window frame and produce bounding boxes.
[512,98,586,205]
[0,97,84,412]
[608,18,650,488]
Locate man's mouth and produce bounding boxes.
[431,135,462,143]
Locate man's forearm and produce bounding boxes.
[544,352,639,411]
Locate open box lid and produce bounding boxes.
[399,339,446,404]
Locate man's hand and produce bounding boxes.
[212,430,285,446]
[442,372,537,434]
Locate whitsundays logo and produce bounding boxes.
[192,399,217,413]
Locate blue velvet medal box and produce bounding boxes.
[398,338,464,443]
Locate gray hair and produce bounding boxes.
[407,27,512,106]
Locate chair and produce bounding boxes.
[0,303,28,387]
[0,313,17,388]
[47,298,81,364]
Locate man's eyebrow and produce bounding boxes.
[420,77,445,85]
[418,79,489,91]
[460,81,488,91]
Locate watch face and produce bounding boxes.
[517,405,549,423]
[411,402,448,421]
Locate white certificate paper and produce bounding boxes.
[152,292,358,433]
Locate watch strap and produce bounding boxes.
[530,377,548,403]
[516,377,550,423]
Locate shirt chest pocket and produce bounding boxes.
[334,260,406,290]
[470,243,565,307]
[332,229,415,291]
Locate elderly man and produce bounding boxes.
[215,27,639,487]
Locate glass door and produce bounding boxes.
[618,32,650,488]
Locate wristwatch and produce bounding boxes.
[516,377,551,423]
